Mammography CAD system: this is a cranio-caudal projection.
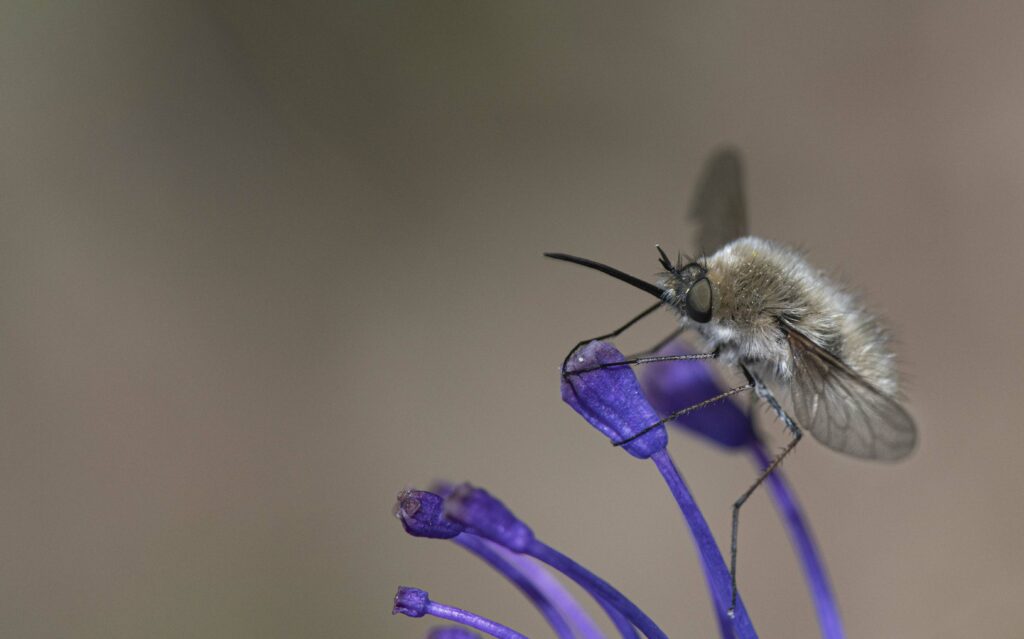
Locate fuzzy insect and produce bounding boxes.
[547,149,916,613]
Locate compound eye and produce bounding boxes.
[685,277,713,323]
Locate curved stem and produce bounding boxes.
[479,539,607,639]
[650,448,758,639]
[424,600,529,639]
[527,539,664,639]
[454,534,575,639]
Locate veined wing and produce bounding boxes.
[783,325,917,461]
[689,148,748,254]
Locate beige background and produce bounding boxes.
[2,2,1022,637]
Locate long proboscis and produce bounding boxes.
[544,252,666,300]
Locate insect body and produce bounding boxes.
[661,235,915,460]
[547,149,916,615]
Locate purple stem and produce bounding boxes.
[424,600,529,639]
[454,533,575,639]
[428,627,483,639]
[522,540,637,639]
[749,441,844,639]
[526,538,665,639]
[650,449,758,639]
[480,540,606,639]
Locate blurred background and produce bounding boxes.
[2,2,1022,637]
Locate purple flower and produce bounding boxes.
[393,587,528,639]
[397,484,657,638]
[393,586,430,618]
[396,489,465,539]
[445,484,535,553]
[561,340,668,458]
[395,487,578,639]
[390,337,843,639]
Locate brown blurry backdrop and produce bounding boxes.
[2,2,1022,637]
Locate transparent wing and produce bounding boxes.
[784,326,917,461]
[689,148,748,254]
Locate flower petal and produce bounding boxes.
[394,586,430,617]
[561,340,668,458]
[397,489,466,539]
[445,484,534,552]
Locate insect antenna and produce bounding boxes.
[655,245,675,273]
[544,253,665,300]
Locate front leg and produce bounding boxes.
[560,304,717,377]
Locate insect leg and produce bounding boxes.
[567,351,718,377]
[728,367,803,616]
[612,382,754,448]
[560,305,717,377]
[559,302,661,373]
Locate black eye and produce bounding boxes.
[685,277,713,323]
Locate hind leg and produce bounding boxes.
[728,367,803,616]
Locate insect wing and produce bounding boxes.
[689,148,748,254]
[784,326,917,461]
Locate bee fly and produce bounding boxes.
[546,149,916,613]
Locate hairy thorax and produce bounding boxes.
[676,237,851,385]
